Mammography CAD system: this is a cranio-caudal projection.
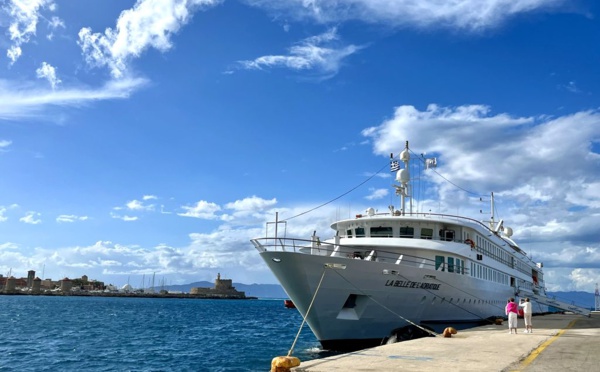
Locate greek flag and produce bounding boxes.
[390,160,400,172]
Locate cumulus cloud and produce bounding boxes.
[5,0,56,64]
[56,215,89,223]
[0,140,12,152]
[110,213,139,222]
[178,200,222,219]
[244,0,566,31]
[125,198,155,211]
[225,196,277,212]
[46,15,65,40]
[35,62,62,89]
[78,0,222,78]
[20,211,42,224]
[237,27,361,79]
[365,188,388,200]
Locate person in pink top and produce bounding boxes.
[505,297,519,334]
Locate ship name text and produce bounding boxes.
[384,280,440,290]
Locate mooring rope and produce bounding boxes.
[287,267,328,357]
[328,268,439,337]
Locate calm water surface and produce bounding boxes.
[0,296,324,371]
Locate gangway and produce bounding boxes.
[519,289,591,317]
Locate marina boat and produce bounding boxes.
[251,142,590,351]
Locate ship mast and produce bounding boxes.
[394,141,411,215]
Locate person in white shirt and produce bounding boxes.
[519,298,533,333]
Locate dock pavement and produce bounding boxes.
[293,312,600,372]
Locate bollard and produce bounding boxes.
[271,356,301,372]
[442,327,457,338]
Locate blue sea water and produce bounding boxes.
[0,296,325,372]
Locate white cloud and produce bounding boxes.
[244,0,566,31]
[0,77,148,121]
[110,211,139,221]
[78,0,222,78]
[125,199,155,211]
[5,0,56,64]
[56,215,89,223]
[0,242,19,250]
[225,196,277,212]
[237,28,361,79]
[20,211,42,224]
[0,140,12,152]
[143,195,157,201]
[178,200,221,219]
[36,62,62,90]
[365,188,388,200]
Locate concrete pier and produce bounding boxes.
[293,312,600,372]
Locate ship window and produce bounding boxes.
[355,227,365,237]
[439,229,455,242]
[400,226,414,238]
[435,256,445,271]
[420,228,433,239]
[346,229,352,238]
[370,226,393,237]
[448,257,454,273]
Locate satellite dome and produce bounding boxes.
[400,149,410,161]
[396,169,410,183]
[504,227,513,237]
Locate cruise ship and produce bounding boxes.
[251,142,590,351]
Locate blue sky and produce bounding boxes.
[1,0,600,292]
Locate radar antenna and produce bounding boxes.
[393,141,411,215]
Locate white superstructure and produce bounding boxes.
[252,142,588,351]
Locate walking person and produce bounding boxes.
[505,297,519,334]
[519,298,533,333]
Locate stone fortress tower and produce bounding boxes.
[190,273,246,298]
[27,270,35,288]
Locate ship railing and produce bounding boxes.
[251,237,471,275]
[251,237,334,254]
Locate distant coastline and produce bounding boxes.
[0,291,257,300]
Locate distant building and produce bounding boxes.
[27,270,35,288]
[32,277,42,293]
[60,278,73,293]
[71,275,104,290]
[190,273,246,298]
[0,276,27,291]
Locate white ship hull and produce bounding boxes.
[259,248,531,350]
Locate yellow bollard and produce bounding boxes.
[442,327,457,338]
[271,356,301,372]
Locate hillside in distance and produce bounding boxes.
[547,291,597,310]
